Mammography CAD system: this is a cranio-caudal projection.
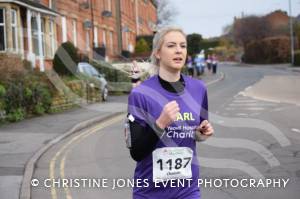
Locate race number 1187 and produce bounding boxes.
[156,157,192,171]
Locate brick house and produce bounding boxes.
[0,0,157,71]
[0,0,59,70]
[120,0,156,53]
[265,10,289,31]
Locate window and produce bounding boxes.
[49,20,55,56]
[61,16,67,42]
[106,0,111,11]
[109,31,113,53]
[31,15,45,56]
[102,29,106,47]
[94,26,98,47]
[0,8,6,51]
[124,31,128,50]
[49,0,53,8]
[72,19,77,46]
[85,30,90,51]
[31,16,39,55]
[11,9,18,52]
[41,18,46,56]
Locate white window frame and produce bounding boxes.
[49,0,53,8]
[125,31,128,51]
[62,16,67,42]
[85,30,90,51]
[72,19,77,47]
[94,26,98,47]
[11,9,18,52]
[102,29,106,47]
[0,8,6,52]
[49,20,55,57]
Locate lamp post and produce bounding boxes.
[289,0,295,65]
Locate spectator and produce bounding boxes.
[206,55,212,74]
[212,54,218,74]
[186,55,194,77]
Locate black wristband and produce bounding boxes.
[152,122,165,138]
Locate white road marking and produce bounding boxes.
[243,107,265,111]
[291,128,300,133]
[232,100,258,103]
[236,113,248,116]
[228,103,275,107]
[245,86,252,91]
[225,107,236,111]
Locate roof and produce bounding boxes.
[0,0,59,16]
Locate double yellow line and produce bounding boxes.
[49,114,125,199]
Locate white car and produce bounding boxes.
[77,62,108,101]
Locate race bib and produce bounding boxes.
[152,147,193,181]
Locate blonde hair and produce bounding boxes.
[149,26,186,75]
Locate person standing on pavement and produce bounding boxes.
[186,55,194,77]
[206,54,212,74]
[212,53,218,74]
[194,54,201,77]
[125,26,214,199]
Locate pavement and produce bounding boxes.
[0,71,224,199]
[242,75,300,106]
[223,61,300,73]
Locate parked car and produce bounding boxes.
[77,62,108,101]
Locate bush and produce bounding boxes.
[135,38,150,54]
[243,36,290,64]
[3,70,53,121]
[136,35,153,49]
[0,84,5,97]
[294,50,300,66]
[0,84,5,112]
[6,108,25,122]
[22,72,53,115]
[53,41,79,76]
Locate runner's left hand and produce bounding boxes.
[195,120,214,141]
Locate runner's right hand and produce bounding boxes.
[156,101,180,129]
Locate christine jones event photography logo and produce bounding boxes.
[30,178,290,189]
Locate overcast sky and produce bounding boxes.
[170,0,300,38]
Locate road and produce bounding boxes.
[31,63,300,199]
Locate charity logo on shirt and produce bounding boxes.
[175,112,195,121]
[166,112,198,139]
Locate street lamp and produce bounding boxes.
[289,0,295,65]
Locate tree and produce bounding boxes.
[154,0,178,28]
[187,33,203,56]
[233,16,272,47]
[222,24,233,36]
[135,38,151,54]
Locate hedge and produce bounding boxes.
[243,36,290,64]
[53,41,79,76]
[294,50,300,66]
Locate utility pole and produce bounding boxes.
[90,0,95,48]
[116,0,122,55]
[289,0,295,65]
